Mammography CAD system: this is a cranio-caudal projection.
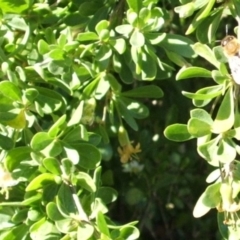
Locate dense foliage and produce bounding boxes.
[1,0,240,239]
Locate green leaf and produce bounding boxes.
[193,182,221,218]
[192,85,223,107]
[16,66,26,82]
[43,157,62,175]
[217,212,228,239]
[48,49,65,61]
[139,7,150,21]
[37,39,49,55]
[131,46,143,75]
[5,109,26,129]
[212,70,227,84]
[63,125,89,142]
[67,101,84,127]
[57,32,67,47]
[140,46,158,80]
[55,218,78,234]
[186,0,215,35]
[26,173,57,191]
[0,134,14,150]
[0,207,15,230]
[71,143,101,169]
[34,87,64,114]
[48,60,65,74]
[176,66,212,80]
[174,2,195,18]
[56,183,78,217]
[213,46,227,64]
[61,158,74,177]
[97,211,110,237]
[121,97,149,119]
[28,208,42,222]
[119,225,140,240]
[5,146,31,171]
[115,24,133,36]
[90,198,108,219]
[193,43,220,69]
[0,81,22,102]
[121,85,163,98]
[190,108,213,125]
[96,187,118,204]
[127,11,138,27]
[188,118,212,137]
[77,32,99,42]
[164,124,194,142]
[183,87,221,103]
[114,97,138,131]
[130,30,145,47]
[109,38,126,54]
[217,138,236,164]
[98,125,110,144]
[197,137,220,166]
[76,172,96,192]
[88,6,109,32]
[160,34,196,58]
[83,77,100,98]
[46,202,64,221]
[196,9,223,44]
[165,50,189,67]
[95,20,109,36]
[145,32,166,45]
[64,42,79,52]
[131,46,141,75]
[0,104,18,122]
[30,218,60,240]
[22,192,42,205]
[212,88,234,133]
[182,89,222,101]
[0,0,30,13]
[126,0,142,13]
[93,166,102,189]
[98,28,110,41]
[77,223,94,240]
[62,143,80,165]
[95,45,112,71]
[233,0,240,17]
[228,127,240,140]
[43,182,60,203]
[48,115,67,138]
[193,0,209,9]
[31,132,53,151]
[95,74,110,100]
[1,224,29,240]
[11,209,28,223]
[24,88,39,103]
[206,169,221,183]
[78,0,104,16]
[107,73,122,92]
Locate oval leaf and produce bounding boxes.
[176,66,212,80]
[212,88,234,133]
[193,43,220,69]
[121,85,163,98]
[26,173,56,191]
[164,124,194,142]
[187,118,211,137]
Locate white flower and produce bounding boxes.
[0,167,18,199]
[122,160,144,173]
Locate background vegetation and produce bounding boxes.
[0,0,239,239]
